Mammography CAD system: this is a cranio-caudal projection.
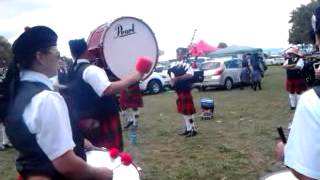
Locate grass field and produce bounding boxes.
[0,66,294,180]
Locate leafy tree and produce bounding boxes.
[217,42,228,48]
[0,36,12,67]
[289,0,320,44]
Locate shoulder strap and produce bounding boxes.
[68,62,90,81]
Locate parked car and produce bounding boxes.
[264,55,285,65]
[139,71,171,94]
[188,56,212,69]
[194,58,242,90]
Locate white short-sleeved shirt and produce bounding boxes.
[77,59,111,97]
[284,88,320,179]
[20,70,75,160]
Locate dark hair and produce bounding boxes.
[1,48,51,120]
[69,38,87,60]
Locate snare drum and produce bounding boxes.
[87,16,159,80]
[260,170,298,180]
[200,98,214,109]
[86,150,140,180]
[200,98,214,120]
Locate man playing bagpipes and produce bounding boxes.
[168,47,197,137]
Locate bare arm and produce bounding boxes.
[282,63,297,70]
[52,150,112,180]
[171,74,193,86]
[103,72,142,96]
[174,74,193,81]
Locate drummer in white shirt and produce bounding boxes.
[275,65,320,180]
[3,26,112,179]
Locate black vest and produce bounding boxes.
[287,58,303,79]
[63,63,119,158]
[5,82,65,179]
[168,62,192,92]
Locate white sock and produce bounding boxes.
[289,93,296,107]
[190,115,196,131]
[133,109,139,126]
[1,123,9,145]
[128,108,134,123]
[296,94,301,106]
[183,115,192,131]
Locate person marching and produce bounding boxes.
[168,47,197,137]
[240,54,252,90]
[282,47,306,110]
[250,53,264,91]
[66,39,151,152]
[3,26,112,179]
[119,82,143,129]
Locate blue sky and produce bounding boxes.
[0,0,312,60]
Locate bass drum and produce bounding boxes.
[87,16,159,80]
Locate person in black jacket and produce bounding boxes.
[168,48,197,137]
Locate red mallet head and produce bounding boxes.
[120,153,133,166]
[135,56,153,74]
[109,148,120,159]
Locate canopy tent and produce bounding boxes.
[207,45,262,58]
[188,40,218,56]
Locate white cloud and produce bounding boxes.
[0,0,312,61]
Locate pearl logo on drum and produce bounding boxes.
[115,23,136,38]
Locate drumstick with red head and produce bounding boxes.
[136,56,153,74]
[109,148,120,159]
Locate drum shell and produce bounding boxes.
[87,22,109,64]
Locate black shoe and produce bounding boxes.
[179,130,190,136]
[186,131,198,137]
[290,107,296,110]
[3,144,13,149]
[124,121,134,129]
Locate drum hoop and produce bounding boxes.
[102,16,159,80]
[260,169,294,180]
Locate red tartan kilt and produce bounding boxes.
[119,85,143,108]
[176,91,196,115]
[285,78,307,93]
[86,112,123,152]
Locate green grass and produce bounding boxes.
[0,66,293,180]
